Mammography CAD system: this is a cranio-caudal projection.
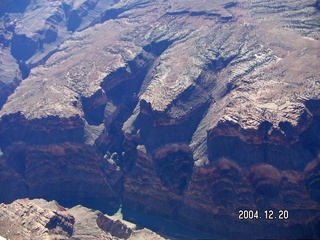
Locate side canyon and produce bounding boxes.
[0,0,320,239]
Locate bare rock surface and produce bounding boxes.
[0,199,74,239]
[0,46,21,109]
[0,198,166,240]
[0,0,320,239]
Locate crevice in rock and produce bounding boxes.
[81,89,108,126]
[62,3,71,16]
[101,52,153,93]
[190,11,220,17]
[154,149,193,195]
[166,10,221,19]
[18,61,30,79]
[221,81,234,97]
[67,11,83,32]
[89,0,158,28]
[207,55,237,72]
[278,121,296,143]
[96,52,154,163]
[120,100,211,220]
[134,100,210,153]
[40,28,58,44]
[258,121,273,142]
[224,2,238,9]
[62,0,99,32]
[100,8,126,23]
[11,34,38,61]
[143,40,172,57]
[166,10,218,17]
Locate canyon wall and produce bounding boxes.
[0,0,320,238]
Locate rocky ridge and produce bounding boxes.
[0,0,320,239]
[0,198,165,240]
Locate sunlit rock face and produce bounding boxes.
[0,0,320,239]
[0,198,165,239]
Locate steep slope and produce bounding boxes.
[0,0,320,239]
[0,198,165,239]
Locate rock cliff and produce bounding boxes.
[0,0,320,239]
[0,198,165,239]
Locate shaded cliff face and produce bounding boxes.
[0,0,320,239]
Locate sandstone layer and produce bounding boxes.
[0,0,320,239]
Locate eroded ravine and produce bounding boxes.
[0,0,320,239]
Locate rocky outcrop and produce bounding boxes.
[0,0,117,102]
[10,4,63,61]
[0,0,320,239]
[0,46,21,109]
[0,199,74,239]
[0,198,165,240]
[97,213,133,239]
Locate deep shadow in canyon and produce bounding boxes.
[1,0,320,239]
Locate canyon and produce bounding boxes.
[0,0,320,239]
